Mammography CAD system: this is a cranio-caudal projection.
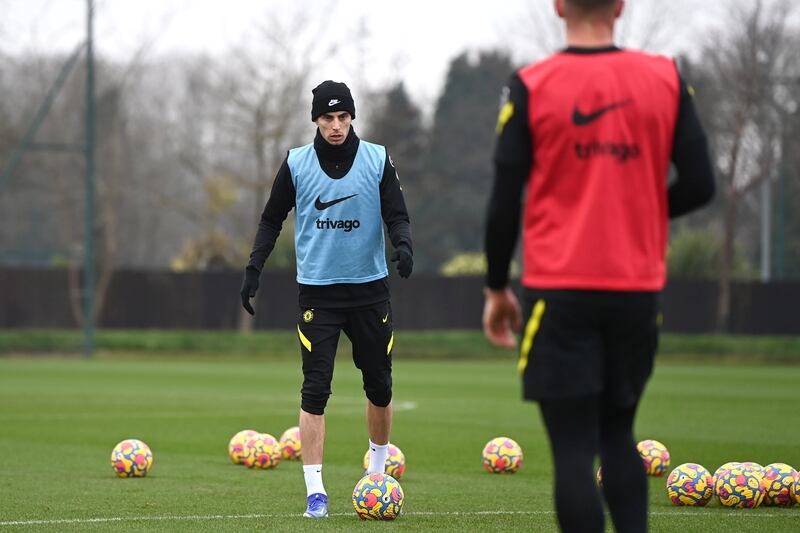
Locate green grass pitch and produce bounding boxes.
[1,355,799,531]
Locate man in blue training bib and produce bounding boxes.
[240,80,413,519]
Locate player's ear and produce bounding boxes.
[615,0,625,18]
[554,0,565,18]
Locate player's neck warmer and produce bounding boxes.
[314,127,359,162]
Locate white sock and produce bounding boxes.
[303,464,326,496]
[367,440,389,474]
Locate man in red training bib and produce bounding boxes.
[483,1,715,531]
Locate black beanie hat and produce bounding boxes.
[311,80,355,122]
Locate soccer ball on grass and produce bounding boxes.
[352,473,404,520]
[715,463,765,508]
[228,429,259,465]
[111,438,153,478]
[762,463,797,506]
[279,426,302,461]
[482,437,523,474]
[243,433,281,469]
[637,439,670,476]
[794,470,800,504]
[666,463,713,506]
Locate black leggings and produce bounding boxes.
[539,395,647,533]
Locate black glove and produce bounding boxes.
[240,267,260,315]
[390,245,413,279]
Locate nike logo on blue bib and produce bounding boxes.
[314,194,358,210]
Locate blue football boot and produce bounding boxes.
[303,493,328,518]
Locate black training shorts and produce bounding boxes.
[518,288,660,407]
[296,302,394,415]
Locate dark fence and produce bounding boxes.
[1,268,798,334]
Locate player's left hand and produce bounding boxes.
[391,246,413,278]
[482,287,521,349]
[240,267,260,315]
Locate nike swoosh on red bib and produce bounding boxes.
[572,99,633,126]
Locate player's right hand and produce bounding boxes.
[240,268,260,316]
[482,287,522,349]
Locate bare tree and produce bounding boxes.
[695,0,798,331]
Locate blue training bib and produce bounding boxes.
[288,141,388,285]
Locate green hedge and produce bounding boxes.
[1,329,799,362]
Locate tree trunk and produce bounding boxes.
[67,266,84,328]
[93,199,117,325]
[66,208,115,329]
[238,306,254,333]
[717,187,738,333]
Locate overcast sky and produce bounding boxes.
[2,0,784,112]
[4,0,525,105]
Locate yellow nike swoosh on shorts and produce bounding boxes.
[382,313,389,323]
